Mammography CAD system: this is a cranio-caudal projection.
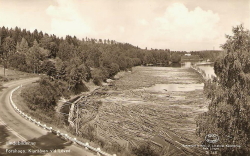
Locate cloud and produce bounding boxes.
[46,0,92,37]
[138,19,149,26]
[154,3,220,42]
[45,1,221,50]
[0,0,248,51]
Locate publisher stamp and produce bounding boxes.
[182,134,241,155]
[205,134,219,144]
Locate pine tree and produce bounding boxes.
[17,37,29,54]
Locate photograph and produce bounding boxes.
[0,0,249,155]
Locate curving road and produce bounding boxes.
[0,78,96,156]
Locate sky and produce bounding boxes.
[0,0,249,51]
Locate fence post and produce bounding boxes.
[73,138,77,144]
[97,147,101,156]
[85,142,89,150]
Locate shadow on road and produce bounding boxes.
[0,125,72,156]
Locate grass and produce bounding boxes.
[0,66,37,81]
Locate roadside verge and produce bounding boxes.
[10,85,116,156]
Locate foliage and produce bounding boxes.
[0,26,174,114]
[0,26,174,82]
[40,60,56,77]
[26,40,49,73]
[21,77,60,110]
[9,53,27,71]
[91,68,108,85]
[16,37,29,54]
[170,52,182,63]
[197,25,250,155]
[65,58,90,89]
[2,37,16,69]
[132,142,159,156]
[191,50,223,61]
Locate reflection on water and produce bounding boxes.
[181,62,192,68]
[182,61,216,78]
[197,65,216,78]
[145,83,204,92]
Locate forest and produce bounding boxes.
[0,26,177,110]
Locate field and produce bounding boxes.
[76,66,209,155]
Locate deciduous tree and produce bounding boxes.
[2,37,16,75]
[197,25,250,155]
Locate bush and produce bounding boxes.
[106,63,120,77]
[21,77,60,110]
[53,80,71,99]
[91,68,109,85]
[93,78,102,86]
[171,53,182,63]
[40,60,56,77]
[132,142,159,156]
[71,81,89,94]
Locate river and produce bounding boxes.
[182,61,215,79]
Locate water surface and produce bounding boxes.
[145,83,204,92]
[144,61,214,92]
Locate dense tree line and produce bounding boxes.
[191,50,223,62]
[196,25,250,155]
[0,26,175,109]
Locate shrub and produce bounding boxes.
[132,142,159,156]
[93,78,102,86]
[71,81,89,94]
[106,63,120,77]
[21,76,60,110]
[171,53,182,63]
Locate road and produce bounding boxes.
[0,78,96,156]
